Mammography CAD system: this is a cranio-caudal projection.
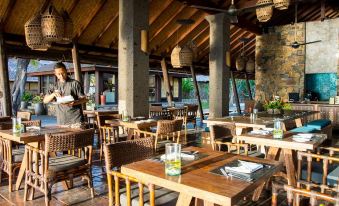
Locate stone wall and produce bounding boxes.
[255,23,305,102]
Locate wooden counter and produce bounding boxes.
[291,103,339,127]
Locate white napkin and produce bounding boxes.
[160,153,195,161]
[26,126,41,131]
[292,133,314,142]
[56,95,74,103]
[224,160,263,174]
[249,129,271,135]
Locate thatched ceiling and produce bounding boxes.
[0,0,338,76]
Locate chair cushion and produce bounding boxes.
[120,184,179,206]
[290,126,317,133]
[305,119,331,130]
[12,148,25,163]
[301,161,338,186]
[204,127,210,132]
[48,155,87,173]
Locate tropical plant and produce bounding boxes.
[21,91,33,102]
[263,99,291,110]
[32,94,44,104]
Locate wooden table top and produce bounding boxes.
[204,110,318,128]
[0,126,82,144]
[237,132,327,151]
[121,147,282,206]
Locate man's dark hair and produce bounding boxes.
[54,62,67,70]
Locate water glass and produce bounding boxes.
[273,119,283,139]
[165,143,181,176]
[12,117,22,134]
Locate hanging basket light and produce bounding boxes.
[273,0,290,10]
[186,40,198,62]
[256,0,273,22]
[171,45,193,68]
[41,5,64,42]
[235,54,247,71]
[59,10,73,44]
[246,57,255,73]
[24,14,50,51]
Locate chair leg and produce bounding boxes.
[24,182,29,201]
[8,169,12,192]
[0,169,2,184]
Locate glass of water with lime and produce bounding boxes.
[165,143,181,176]
[273,119,283,139]
[12,117,22,134]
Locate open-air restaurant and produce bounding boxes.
[0,0,338,205]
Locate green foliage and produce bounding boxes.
[182,78,194,98]
[32,95,43,104]
[21,91,33,102]
[263,100,292,110]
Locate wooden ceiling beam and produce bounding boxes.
[76,0,107,39]
[92,12,118,45]
[149,0,173,24]
[68,0,79,14]
[0,0,16,26]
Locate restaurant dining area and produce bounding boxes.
[0,0,339,205]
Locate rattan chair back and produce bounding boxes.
[0,116,11,122]
[95,112,120,127]
[156,119,183,135]
[45,129,94,153]
[17,111,32,121]
[244,100,255,113]
[210,124,236,140]
[104,137,154,170]
[150,105,163,112]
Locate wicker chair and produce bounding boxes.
[0,120,41,192]
[0,116,11,122]
[171,107,188,143]
[104,137,178,206]
[149,105,173,120]
[136,119,183,151]
[24,129,95,206]
[186,104,198,129]
[95,111,122,161]
[272,148,339,206]
[17,111,32,121]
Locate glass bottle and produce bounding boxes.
[273,119,283,139]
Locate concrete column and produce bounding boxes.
[205,13,230,118]
[0,32,11,116]
[118,0,149,117]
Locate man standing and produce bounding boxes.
[43,62,87,127]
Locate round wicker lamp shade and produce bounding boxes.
[59,11,73,43]
[235,54,247,71]
[24,14,50,51]
[256,0,273,22]
[171,45,193,68]
[41,5,64,42]
[273,0,290,10]
[246,57,255,73]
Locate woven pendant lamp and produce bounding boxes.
[24,14,50,51]
[41,5,64,42]
[235,54,247,71]
[273,0,290,10]
[171,45,193,68]
[59,10,73,44]
[246,57,255,73]
[256,0,273,22]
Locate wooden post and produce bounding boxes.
[0,31,11,116]
[72,40,82,84]
[245,73,253,100]
[160,58,173,106]
[190,65,204,121]
[231,71,241,115]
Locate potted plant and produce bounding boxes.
[21,91,33,109]
[32,94,45,115]
[264,99,291,114]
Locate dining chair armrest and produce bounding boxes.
[134,130,157,138]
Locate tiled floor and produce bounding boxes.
[0,126,338,205]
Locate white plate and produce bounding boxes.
[292,137,310,143]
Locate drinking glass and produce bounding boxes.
[273,119,283,139]
[165,143,181,176]
[12,117,22,134]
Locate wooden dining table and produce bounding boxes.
[237,131,327,199]
[204,110,318,135]
[105,119,157,140]
[121,146,282,206]
[0,126,82,190]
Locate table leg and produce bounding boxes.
[252,147,280,201]
[283,149,297,187]
[176,193,193,206]
[127,128,134,140]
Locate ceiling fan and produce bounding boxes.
[286,1,321,49]
[190,0,273,24]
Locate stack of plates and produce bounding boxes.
[292,133,314,142]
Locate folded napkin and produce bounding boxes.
[26,126,41,131]
[160,153,196,161]
[56,95,74,103]
[224,160,263,174]
[249,129,271,135]
[292,133,314,142]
